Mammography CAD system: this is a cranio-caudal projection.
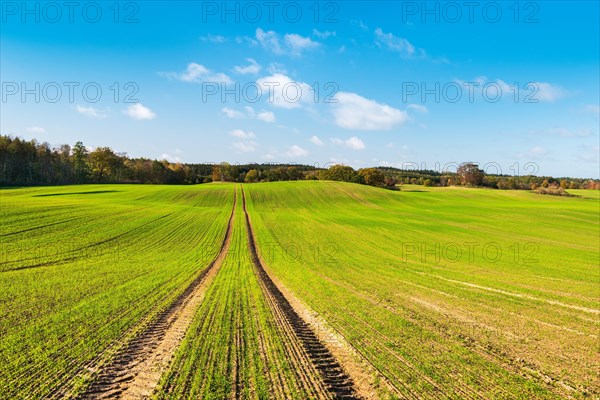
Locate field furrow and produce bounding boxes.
[78,188,237,398]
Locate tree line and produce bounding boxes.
[1,135,598,190]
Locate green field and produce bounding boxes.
[1,182,598,398]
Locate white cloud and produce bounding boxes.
[407,104,428,113]
[267,62,288,74]
[456,77,567,103]
[160,153,182,162]
[286,145,308,157]
[234,58,261,75]
[76,105,108,119]
[345,136,365,150]
[257,110,276,122]
[231,129,258,153]
[257,73,312,109]
[123,103,156,120]
[531,82,566,102]
[166,63,232,85]
[222,107,276,122]
[256,28,282,53]
[27,126,46,134]
[332,92,408,130]
[200,34,226,43]
[222,107,245,119]
[284,33,320,56]
[331,136,365,150]
[255,28,320,57]
[310,135,324,146]
[374,28,418,58]
[233,141,258,153]
[230,129,255,139]
[352,20,369,31]
[312,29,336,39]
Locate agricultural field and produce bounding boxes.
[0,182,598,399]
[0,184,235,398]
[244,182,599,399]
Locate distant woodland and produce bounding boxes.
[1,135,598,191]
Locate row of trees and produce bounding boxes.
[382,163,599,191]
[0,136,215,185]
[1,135,598,190]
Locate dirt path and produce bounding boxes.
[241,187,361,399]
[79,189,237,399]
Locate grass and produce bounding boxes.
[1,181,598,398]
[158,187,328,399]
[0,184,235,397]
[244,181,599,399]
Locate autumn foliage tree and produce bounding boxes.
[457,162,484,186]
[358,168,385,187]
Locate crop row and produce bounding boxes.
[0,185,235,398]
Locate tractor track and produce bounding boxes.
[76,189,237,399]
[241,187,360,400]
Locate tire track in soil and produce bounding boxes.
[78,189,237,399]
[241,187,360,400]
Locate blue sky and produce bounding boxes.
[1,1,599,178]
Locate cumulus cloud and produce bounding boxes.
[310,135,324,146]
[407,104,428,114]
[332,92,408,130]
[230,129,255,139]
[312,29,336,39]
[530,82,566,102]
[234,58,261,75]
[267,62,288,74]
[76,105,108,119]
[231,129,258,153]
[160,153,182,162]
[255,28,320,56]
[257,73,313,109]
[221,107,245,119]
[331,136,365,150]
[374,28,419,58]
[221,107,276,123]
[457,77,567,103]
[286,145,308,157]
[257,110,276,122]
[123,103,156,120]
[165,63,232,85]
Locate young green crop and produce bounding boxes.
[0,184,235,397]
[158,187,330,399]
[2,182,598,398]
[244,181,599,399]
